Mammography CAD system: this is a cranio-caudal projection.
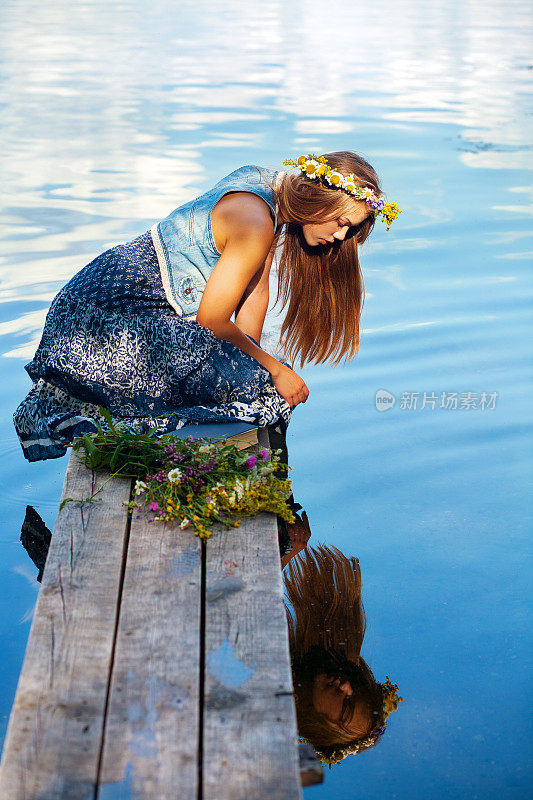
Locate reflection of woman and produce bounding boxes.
[14,152,399,462]
[284,545,402,765]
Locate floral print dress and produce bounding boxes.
[14,231,291,461]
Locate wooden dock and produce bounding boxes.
[0,430,320,799]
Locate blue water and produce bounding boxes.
[1,1,532,797]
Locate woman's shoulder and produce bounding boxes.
[212,190,276,252]
[212,164,278,189]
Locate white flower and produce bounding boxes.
[234,479,245,501]
[302,158,320,177]
[326,170,344,187]
[180,517,190,529]
[198,444,214,453]
[134,480,148,496]
[167,468,183,483]
[343,173,357,193]
[259,464,274,477]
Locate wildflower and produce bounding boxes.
[134,480,148,496]
[245,454,257,469]
[343,173,357,193]
[259,448,269,462]
[198,444,214,453]
[234,479,245,501]
[304,158,320,177]
[259,464,274,477]
[167,468,183,483]
[149,502,159,511]
[180,517,190,529]
[326,170,344,187]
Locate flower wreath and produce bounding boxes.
[301,676,403,766]
[283,154,402,231]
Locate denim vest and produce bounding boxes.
[150,165,281,319]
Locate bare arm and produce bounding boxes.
[196,214,283,377]
[196,195,309,407]
[281,510,311,570]
[233,245,275,344]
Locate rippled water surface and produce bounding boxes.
[1,1,532,797]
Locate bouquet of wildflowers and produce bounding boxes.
[130,437,295,538]
[71,417,295,539]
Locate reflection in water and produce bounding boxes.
[283,544,402,767]
[20,506,51,583]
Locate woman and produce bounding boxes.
[14,151,400,461]
[284,544,402,765]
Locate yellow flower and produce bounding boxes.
[327,170,344,187]
[297,155,307,167]
[343,174,357,193]
[304,159,320,177]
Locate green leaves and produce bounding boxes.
[69,408,166,477]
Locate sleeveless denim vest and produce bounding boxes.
[150,165,281,319]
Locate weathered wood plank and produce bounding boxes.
[298,743,323,787]
[202,510,302,800]
[0,451,132,800]
[97,514,202,800]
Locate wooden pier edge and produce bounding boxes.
[0,431,323,798]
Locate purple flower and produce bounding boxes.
[245,455,257,469]
[149,502,159,511]
[260,448,269,461]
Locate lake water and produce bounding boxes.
[1,1,532,797]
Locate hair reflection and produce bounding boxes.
[283,543,402,766]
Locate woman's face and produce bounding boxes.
[312,673,370,738]
[301,201,370,247]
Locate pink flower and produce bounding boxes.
[260,448,269,461]
[149,502,159,511]
[245,455,257,469]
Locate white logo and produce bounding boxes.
[375,389,396,412]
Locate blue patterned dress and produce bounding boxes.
[14,231,291,461]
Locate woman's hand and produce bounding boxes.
[271,363,309,408]
[287,510,311,555]
[281,510,311,569]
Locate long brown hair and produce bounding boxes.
[284,545,385,758]
[268,151,381,368]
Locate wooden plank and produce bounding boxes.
[298,743,323,787]
[97,514,202,800]
[0,451,132,800]
[202,510,302,800]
